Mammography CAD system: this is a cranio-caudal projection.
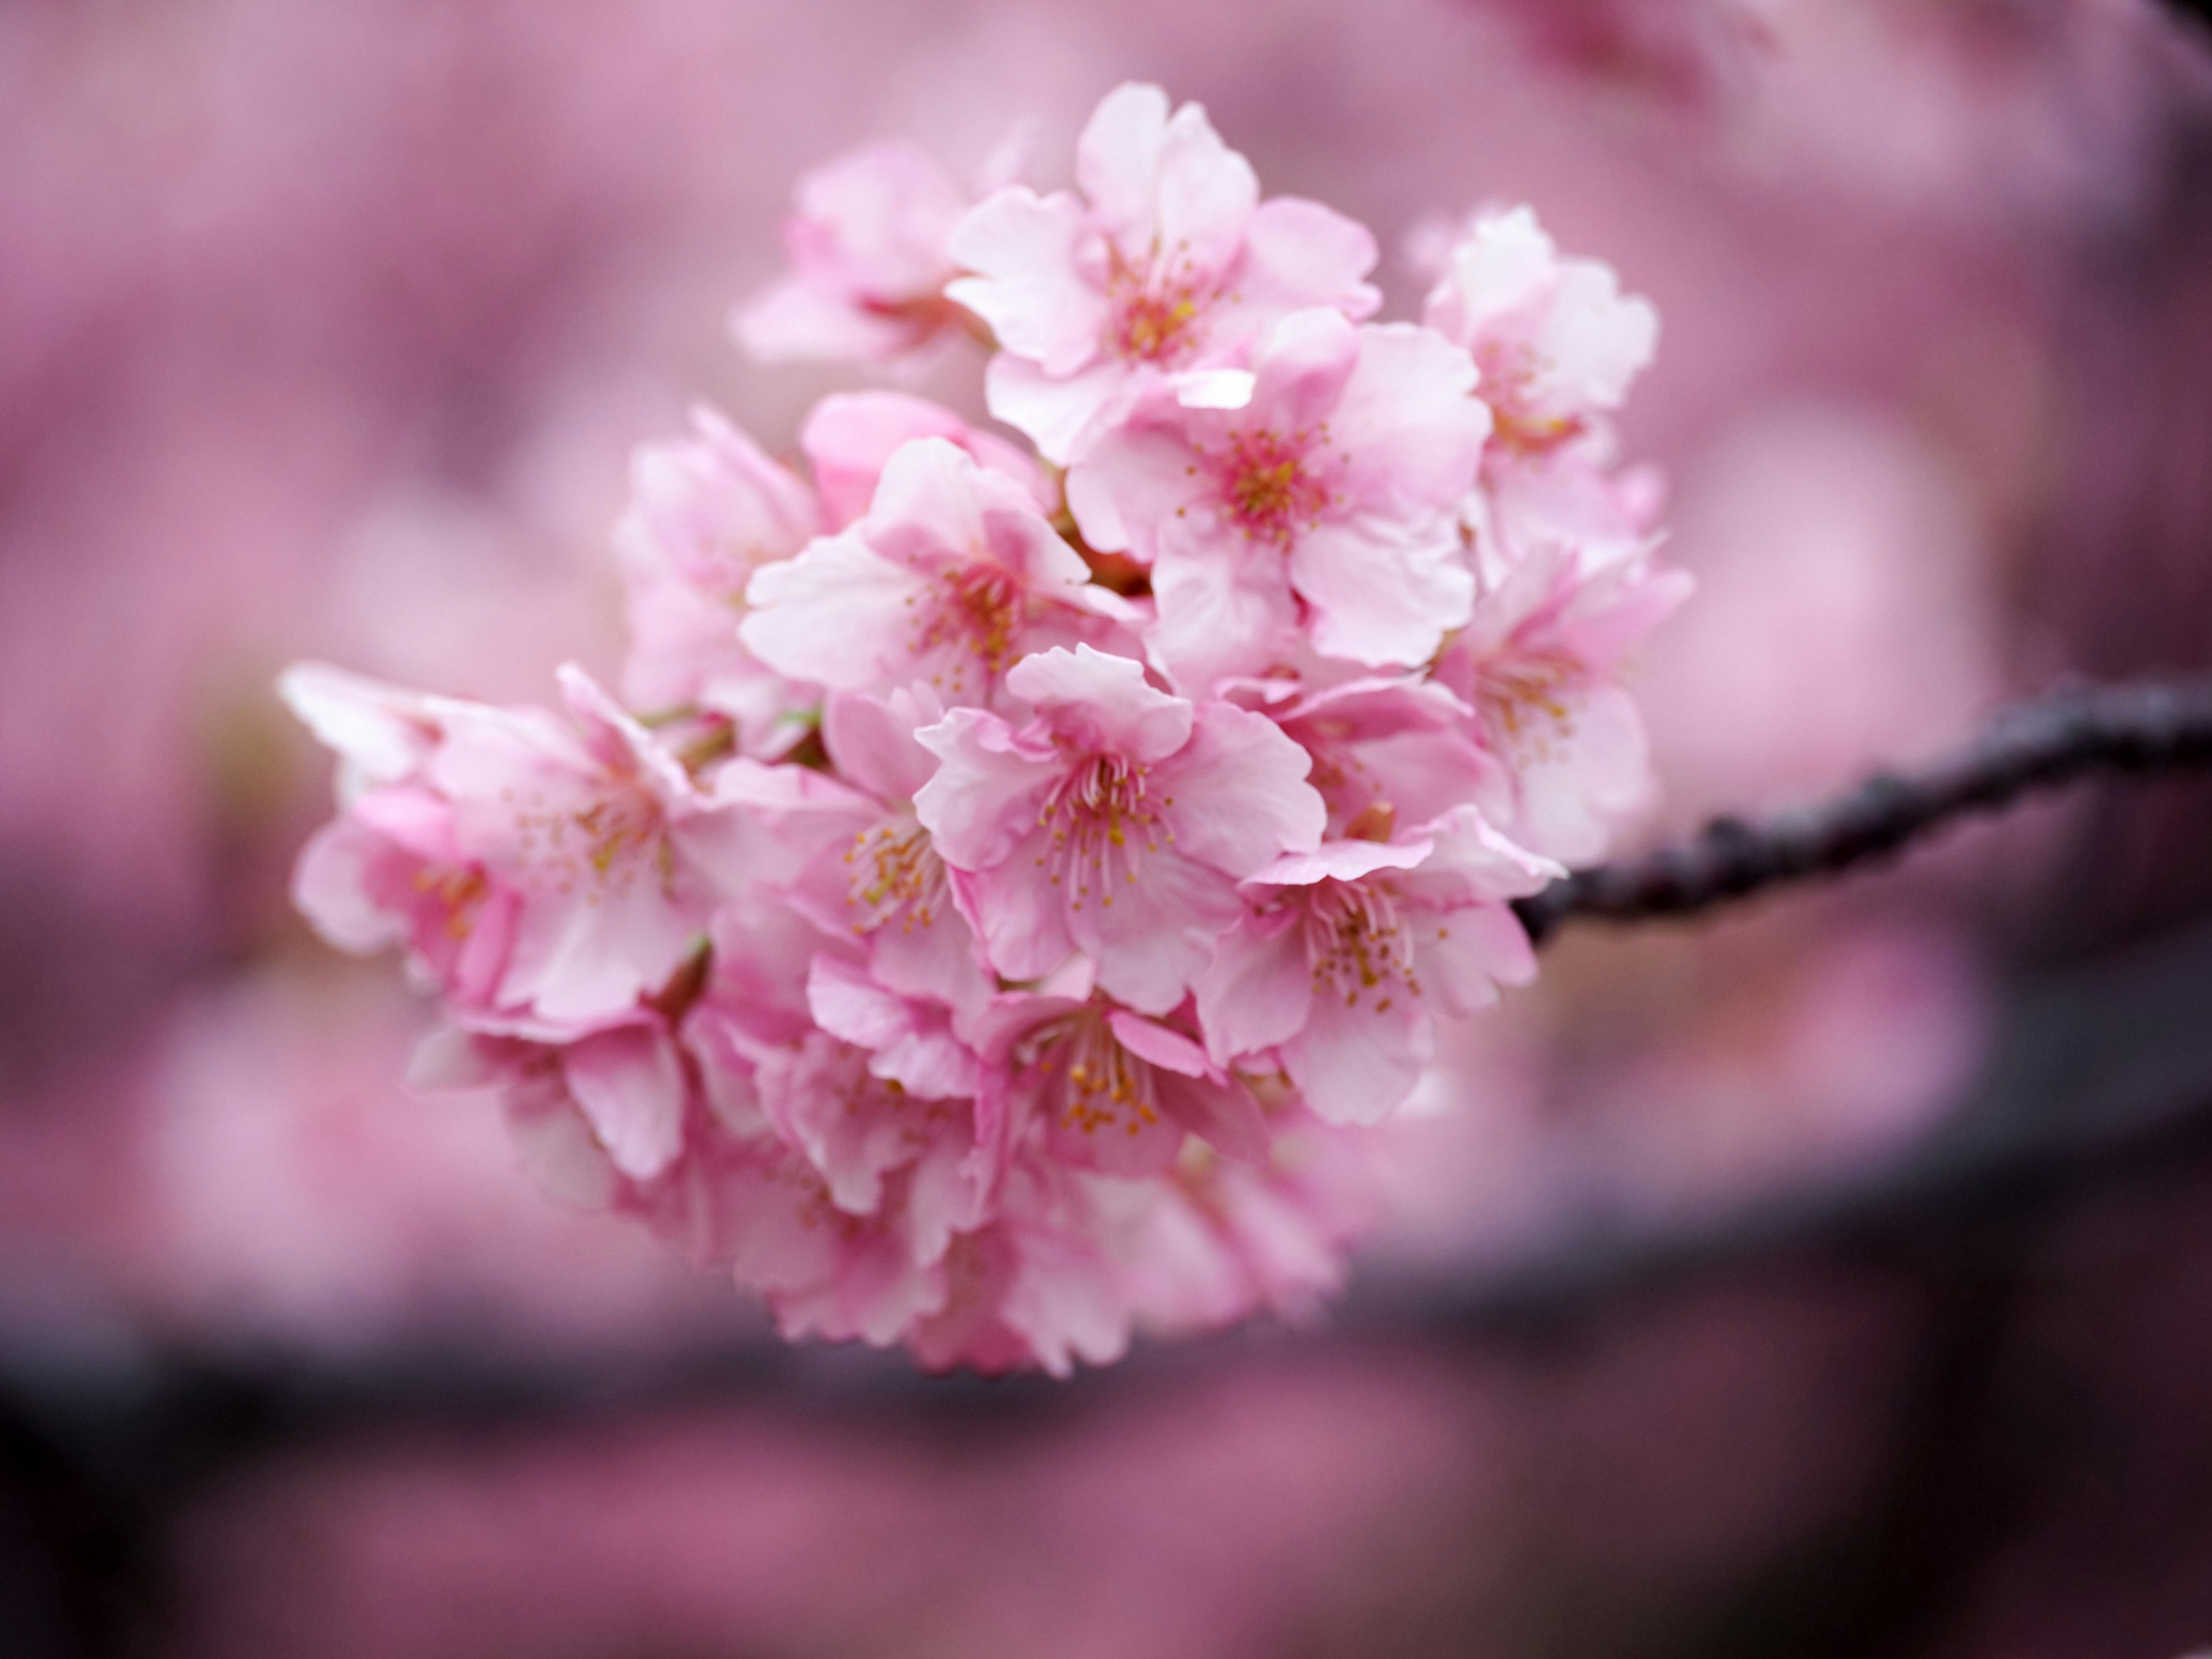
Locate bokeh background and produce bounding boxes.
[6,1,2212,1653]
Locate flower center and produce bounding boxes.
[844,810,947,934]
[1021,1009,1162,1141]
[1035,752,1165,912]
[1474,338,1584,457]
[412,865,490,938]
[1215,427,1331,547]
[1105,245,1213,366]
[913,563,1022,691]
[1302,878,1419,1011]
[1475,652,1582,763]
[512,783,676,901]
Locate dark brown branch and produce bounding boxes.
[1515,675,2212,945]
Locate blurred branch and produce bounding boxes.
[1516,676,2212,945]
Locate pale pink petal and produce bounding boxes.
[1282,991,1430,1126]
[1154,701,1324,877]
[912,709,1060,871]
[979,351,1127,468]
[1073,844,1244,1014]
[1004,645,1192,763]
[562,1024,687,1181]
[945,188,1106,374]
[1411,901,1537,1016]
[1192,905,1312,1064]
[1233,197,1382,335]
[1290,514,1475,667]
[738,529,930,690]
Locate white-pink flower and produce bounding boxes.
[1195,808,1558,1124]
[914,645,1325,1013]
[1423,204,1658,457]
[947,83,1380,464]
[1067,309,1490,683]
[614,403,823,752]
[734,140,978,366]
[741,438,1137,707]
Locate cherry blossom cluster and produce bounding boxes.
[284,84,1685,1373]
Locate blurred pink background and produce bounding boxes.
[6,1,2212,1653]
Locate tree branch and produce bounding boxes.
[1515,676,2212,945]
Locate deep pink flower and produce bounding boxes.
[912,645,1325,1013]
[741,438,1139,707]
[947,83,1380,463]
[614,403,823,752]
[1194,809,1558,1124]
[734,140,978,366]
[1067,309,1490,685]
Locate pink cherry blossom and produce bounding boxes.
[288,660,865,1031]
[1195,809,1558,1124]
[741,438,1139,707]
[786,687,997,1030]
[947,83,1380,464]
[1115,1123,1384,1336]
[973,991,1272,1180]
[1435,539,1692,863]
[734,140,979,366]
[913,645,1325,1013]
[799,391,1049,531]
[1422,204,1658,459]
[1221,674,1505,843]
[1067,308,1490,684]
[613,403,823,753]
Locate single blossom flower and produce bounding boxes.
[613,403,823,751]
[914,644,1325,1013]
[741,438,1139,707]
[1194,808,1559,1123]
[1435,539,1692,863]
[947,82,1380,464]
[1220,674,1505,842]
[734,139,980,365]
[974,991,1272,1179]
[1067,308,1490,684]
[289,660,863,1031]
[786,686,997,1031]
[1422,204,1658,459]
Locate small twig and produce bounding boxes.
[1516,676,2212,945]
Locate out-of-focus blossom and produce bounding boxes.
[1423,204,1657,457]
[615,403,823,752]
[948,83,1381,463]
[734,140,983,366]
